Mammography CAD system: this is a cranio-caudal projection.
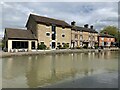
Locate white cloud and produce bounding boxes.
[0,2,119,38]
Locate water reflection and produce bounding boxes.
[2,51,118,88]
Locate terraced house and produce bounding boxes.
[71,21,98,48]
[4,14,99,52]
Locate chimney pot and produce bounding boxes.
[71,21,76,26]
[84,24,89,28]
[90,25,93,29]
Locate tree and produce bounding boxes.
[38,43,46,50]
[100,26,118,37]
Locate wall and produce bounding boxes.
[56,27,71,47]
[7,40,37,52]
[83,32,89,41]
[37,24,52,47]
[37,24,71,48]
[26,16,37,37]
[99,37,115,46]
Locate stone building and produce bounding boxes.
[71,22,98,48]
[26,14,71,49]
[3,14,100,52]
[4,28,38,52]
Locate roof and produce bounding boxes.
[5,28,37,40]
[26,14,71,28]
[98,33,115,38]
[71,26,98,33]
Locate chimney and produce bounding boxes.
[90,25,93,29]
[84,24,89,28]
[104,32,108,34]
[71,21,76,26]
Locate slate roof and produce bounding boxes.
[98,33,115,38]
[26,14,71,28]
[5,28,37,40]
[71,26,98,33]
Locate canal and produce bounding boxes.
[2,51,118,88]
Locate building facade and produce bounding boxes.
[4,28,38,52]
[98,34,116,47]
[3,14,109,52]
[26,14,71,49]
[71,22,98,48]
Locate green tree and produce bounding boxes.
[38,44,46,50]
[100,26,119,43]
[100,26,118,37]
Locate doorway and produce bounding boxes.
[52,42,56,49]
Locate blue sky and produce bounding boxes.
[0,1,119,38]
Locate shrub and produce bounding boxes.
[63,43,69,49]
[38,44,46,50]
[95,43,99,49]
[59,47,66,49]
[57,45,62,49]
[46,47,50,50]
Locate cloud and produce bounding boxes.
[1,2,118,37]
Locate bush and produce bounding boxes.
[38,44,46,50]
[59,47,66,49]
[63,43,69,49]
[46,47,50,50]
[95,43,99,49]
[57,45,62,49]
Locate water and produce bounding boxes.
[2,51,118,88]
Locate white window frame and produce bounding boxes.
[62,33,65,38]
[46,32,50,37]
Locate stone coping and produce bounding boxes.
[0,48,119,58]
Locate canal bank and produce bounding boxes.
[1,48,119,58]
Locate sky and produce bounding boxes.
[0,1,119,38]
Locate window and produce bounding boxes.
[46,32,50,36]
[80,35,83,40]
[75,34,78,38]
[52,34,55,40]
[32,42,35,49]
[62,27,65,29]
[62,43,65,45]
[62,34,65,37]
[12,41,28,49]
[80,41,82,46]
[101,38,104,40]
[89,36,91,40]
[62,27,65,30]
[80,31,82,34]
[57,42,60,45]
[67,43,69,47]
[52,25,56,32]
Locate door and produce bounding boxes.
[52,42,56,49]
